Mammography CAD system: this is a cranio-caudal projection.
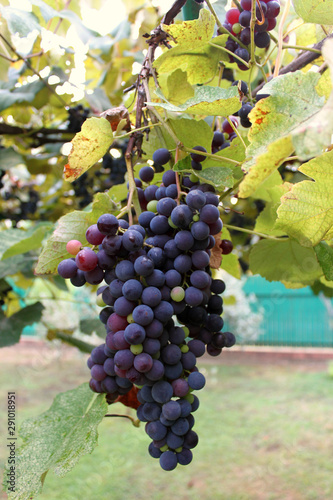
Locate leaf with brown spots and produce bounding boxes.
[239,70,325,197]
[64,117,114,182]
[155,10,229,85]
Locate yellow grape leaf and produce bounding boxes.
[238,136,293,198]
[64,117,113,182]
[155,11,228,85]
[255,183,290,236]
[161,9,215,49]
[291,39,333,159]
[166,69,195,105]
[275,150,333,247]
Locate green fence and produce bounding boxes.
[242,277,333,347]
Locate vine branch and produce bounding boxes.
[252,34,333,96]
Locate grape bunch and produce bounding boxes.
[222,0,281,68]
[67,104,90,132]
[58,148,235,470]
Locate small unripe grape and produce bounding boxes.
[96,295,106,307]
[170,286,185,302]
[147,200,158,212]
[66,239,82,255]
[130,344,143,355]
[232,23,242,34]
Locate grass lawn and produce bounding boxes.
[0,343,332,500]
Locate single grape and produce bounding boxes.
[159,451,177,471]
[58,259,78,279]
[153,148,171,165]
[122,229,143,251]
[66,239,82,255]
[97,213,119,235]
[220,239,233,254]
[190,146,207,163]
[266,0,280,18]
[85,224,104,245]
[225,8,240,25]
[188,371,206,390]
[75,248,98,272]
[222,117,238,135]
[139,166,155,183]
[255,31,270,48]
[239,10,251,27]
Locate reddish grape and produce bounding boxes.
[266,1,280,18]
[86,224,105,245]
[75,247,98,271]
[267,17,277,30]
[220,239,234,254]
[240,0,252,10]
[66,239,82,255]
[222,117,238,135]
[225,8,240,25]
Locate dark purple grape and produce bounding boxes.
[190,146,207,163]
[75,248,98,272]
[97,214,119,235]
[139,166,155,182]
[153,148,171,165]
[58,259,78,279]
[255,31,270,48]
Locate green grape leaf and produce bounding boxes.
[155,11,228,85]
[173,156,234,189]
[30,0,59,22]
[195,167,234,189]
[291,39,333,159]
[255,184,289,236]
[169,118,214,153]
[0,303,44,347]
[80,318,106,337]
[35,193,114,275]
[275,150,333,247]
[1,224,53,260]
[220,227,241,279]
[3,384,107,500]
[173,156,192,173]
[108,182,128,203]
[293,0,333,24]
[0,255,35,279]
[0,81,45,112]
[0,6,41,36]
[152,85,240,116]
[165,69,195,105]
[314,242,333,281]
[249,239,323,288]
[64,117,113,182]
[0,147,24,169]
[142,117,214,163]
